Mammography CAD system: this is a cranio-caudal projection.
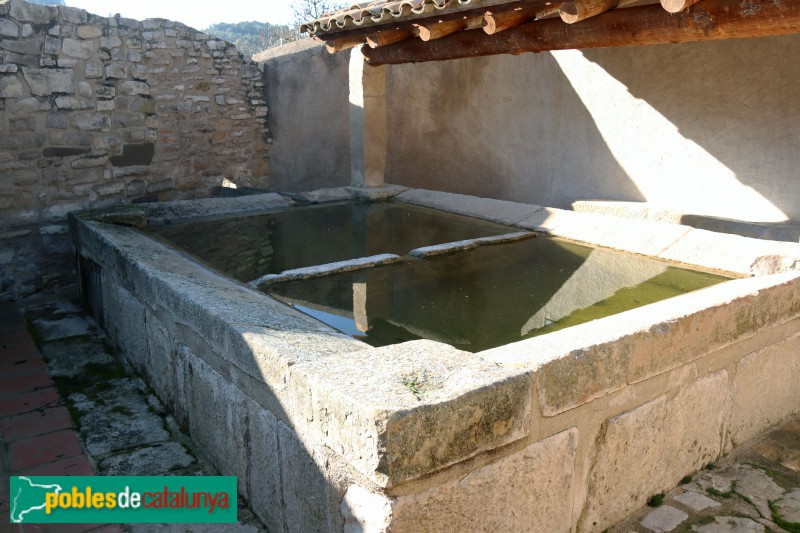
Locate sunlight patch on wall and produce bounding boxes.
[551,50,788,223]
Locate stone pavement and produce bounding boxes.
[1,289,264,532]
[4,289,800,533]
[610,416,800,533]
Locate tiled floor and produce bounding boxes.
[0,301,117,533]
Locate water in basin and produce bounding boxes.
[266,237,728,352]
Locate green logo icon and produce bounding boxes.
[9,476,237,524]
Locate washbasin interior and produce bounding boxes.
[145,200,729,352]
[147,201,512,282]
[266,236,728,352]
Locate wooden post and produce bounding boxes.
[349,45,387,188]
[362,0,800,65]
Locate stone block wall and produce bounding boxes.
[0,0,270,299]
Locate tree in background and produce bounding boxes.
[205,22,301,57]
[290,0,348,26]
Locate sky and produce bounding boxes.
[63,0,295,30]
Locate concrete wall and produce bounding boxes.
[259,35,800,226]
[255,40,351,192]
[386,36,800,224]
[0,0,270,299]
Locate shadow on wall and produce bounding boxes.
[386,35,800,224]
[385,52,646,207]
[579,34,800,223]
[259,41,352,193]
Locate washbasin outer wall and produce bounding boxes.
[68,188,800,532]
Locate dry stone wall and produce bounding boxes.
[0,0,270,298]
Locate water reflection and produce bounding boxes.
[148,202,510,282]
[267,238,727,352]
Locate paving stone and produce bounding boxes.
[691,516,765,532]
[696,466,741,493]
[99,442,194,475]
[641,505,688,532]
[40,338,115,378]
[674,490,721,511]
[72,379,170,457]
[774,488,800,524]
[732,465,785,518]
[31,316,95,341]
[752,419,800,473]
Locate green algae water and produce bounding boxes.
[148,202,510,282]
[266,237,728,352]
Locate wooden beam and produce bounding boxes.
[362,0,800,65]
[366,28,415,48]
[559,0,618,23]
[414,14,485,41]
[559,0,640,23]
[660,0,703,13]
[414,19,469,41]
[325,34,367,53]
[483,3,561,35]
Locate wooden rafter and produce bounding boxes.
[361,0,800,65]
[483,2,561,35]
[660,0,703,13]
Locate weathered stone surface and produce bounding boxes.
[71,378,170,456]
[289,340,531,486]
[0,19,19,38]
[277,422,331,533]
[70,112,110,132]
[395,188,543,225]
[102,279,149,370]
[84,60,103,78]
[692,517,765,532]
[99,442,194,475]
[31,315,95,341]
[392,428,577,532]
[729,332,800,447]
[42,146,89,157]
[54,95,93,110]
[1,36,41,55]
[774,488,800,524]
[117,80,150,95]
[298,186,355,203]
[640,505,688,532]
[752,419,800,473]
[10,0,56,24]
[62,38,93,59]
[673,490,721,511]
[341,486,393,533]
[40,338,115,378]
[581,372,728,531]
[76,24,102,39]
[44,35,60,55]
[104,62,127,78]
[95,84,115,99]
[245,398,284,533]
[731,465,785,518]
[0,75,23,98]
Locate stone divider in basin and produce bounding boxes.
[407,231,536,258]
[248,253,404,289]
